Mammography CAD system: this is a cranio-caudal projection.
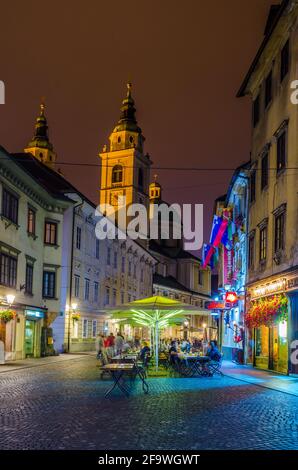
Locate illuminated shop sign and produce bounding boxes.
[251,279,286,299]
[25,310,44,319]
[206,301,225,310]
[225,292,238,303]
[287,277,298,291]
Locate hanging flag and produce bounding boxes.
[221,225,233,250]
[209,216,222,245]
[202,243,215,269]
[212,217,228,248]
[213,247,219,265]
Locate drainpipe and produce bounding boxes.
[67,198,84,352]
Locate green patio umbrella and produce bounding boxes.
[107,295,209,370]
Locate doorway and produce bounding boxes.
[255,324,288,373]
[25,320,35,357]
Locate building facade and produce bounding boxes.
[0,145,74,360]
[238,0,298,373]
[52,196,156,352]
[212,165,249,361]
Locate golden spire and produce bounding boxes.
[40,96,46,115]
[127,81,132,98]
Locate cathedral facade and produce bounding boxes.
[99,84,212,340]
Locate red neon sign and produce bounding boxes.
[225,292,238,303]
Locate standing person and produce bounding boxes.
[134,336,140,350]
[115,332,124,355]
[95,333,104,359]
[107,332,115,358]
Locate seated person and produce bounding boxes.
[140,342,151,364]
[169,340,180,364]
[206,341,221,362]
[122,341,131,353]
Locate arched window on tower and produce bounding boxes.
[138,168,144,190]
[112,165,123,184]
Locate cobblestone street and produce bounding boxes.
[1,356,298,450]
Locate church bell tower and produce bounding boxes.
[99,83,152,232]
[24,102,57,170]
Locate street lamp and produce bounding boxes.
[6,294,15,306]
[67,303,78,352]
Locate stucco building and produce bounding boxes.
[237,0,298,373]
[0,142,74,360]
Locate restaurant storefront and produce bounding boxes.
[0,305,46,360]
[246,274,298,375]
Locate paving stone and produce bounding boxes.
[0,356,298,450]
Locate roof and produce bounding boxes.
[9,151,78,199]
[237,0,289,97]
[149,239,201,262]
[153,273,211,299]
[12,153,156,258]
[153,273,194,294]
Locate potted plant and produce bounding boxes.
[0,310,16,323]
[71,312,81,322]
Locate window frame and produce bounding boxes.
[43,271,56,298]
[27,206,36,236]
[112,165,123,184]
[105,287,110,306]
[276,129,287,174]
[121,256,125,273]
[259,225,267,263]
[82,318,88,339]
[74,274,80,298]
[274,211,286,253]
[44,220,58,245]
[25,262,34,295]
[261,153,269,190]
[94,281,99,303]
[76,226,82,250]
[0,252,17,288]
[280,39,289,82]
[248,234,255,270]
[2,187,19,225]
[250,170,256,204]
[84,278,90,301]
[92,319,97,338]
[265,71,272,108]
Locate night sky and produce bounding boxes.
[0,0,274,245]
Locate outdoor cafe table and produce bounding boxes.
[178,355,211,377]
[101,363,149,397]
[111,353,139,363]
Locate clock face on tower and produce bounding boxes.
[110,190,124,207]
